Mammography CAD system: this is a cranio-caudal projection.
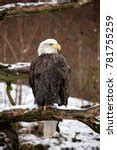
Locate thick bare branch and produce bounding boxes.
[0,63,30,82]
[0,1,93,20]
[0,104,100,133]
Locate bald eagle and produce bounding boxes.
[29,39,70,137]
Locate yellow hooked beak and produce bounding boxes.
[52,43,61,51]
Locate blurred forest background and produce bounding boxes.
[0,0,99,103]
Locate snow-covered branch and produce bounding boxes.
[0,104,100,133]
[0,1,93,20]
[0,62,30,82]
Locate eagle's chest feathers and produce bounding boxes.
[39,54,58,71]
[29,53,69,107]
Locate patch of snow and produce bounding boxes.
[0,62,10,66]
[54,97,93,110]
[9,62,30,69]
[53,104,81,110]
[68,97,93,107]
[19,120,99,149]
[0,62,30,69]
[20,122,38,128]
[0,3,15,11]
[56,119,99,149]
[0,2,58,12]
[0,104,38,112]
[0,83,6,103]
[0,82,34,107]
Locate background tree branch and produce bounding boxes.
[0,63,30,82]
[6,82,16,105]
[0,1,93,20]
[0,104,100,134]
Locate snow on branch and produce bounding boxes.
[0,62,30,82]
[0,1,93,20]
[0,104,100,134]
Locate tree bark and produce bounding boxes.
[0,1,93,20]
[0,63,30,82]
[0,104,100,133]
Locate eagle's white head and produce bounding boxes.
[37,39,61,56]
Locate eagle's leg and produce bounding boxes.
[44,105,47,110]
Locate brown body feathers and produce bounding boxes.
[29,53,70,106]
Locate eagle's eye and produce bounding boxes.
[49,43,53,46]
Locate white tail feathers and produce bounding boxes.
[44,121,58,138]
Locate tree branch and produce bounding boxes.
[6,82,16,105]
[0,104,100,133]
[0,63,30,82]
[0,1,93,20]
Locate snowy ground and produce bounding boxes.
[0,83,100,149]
[19,119,99,150]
